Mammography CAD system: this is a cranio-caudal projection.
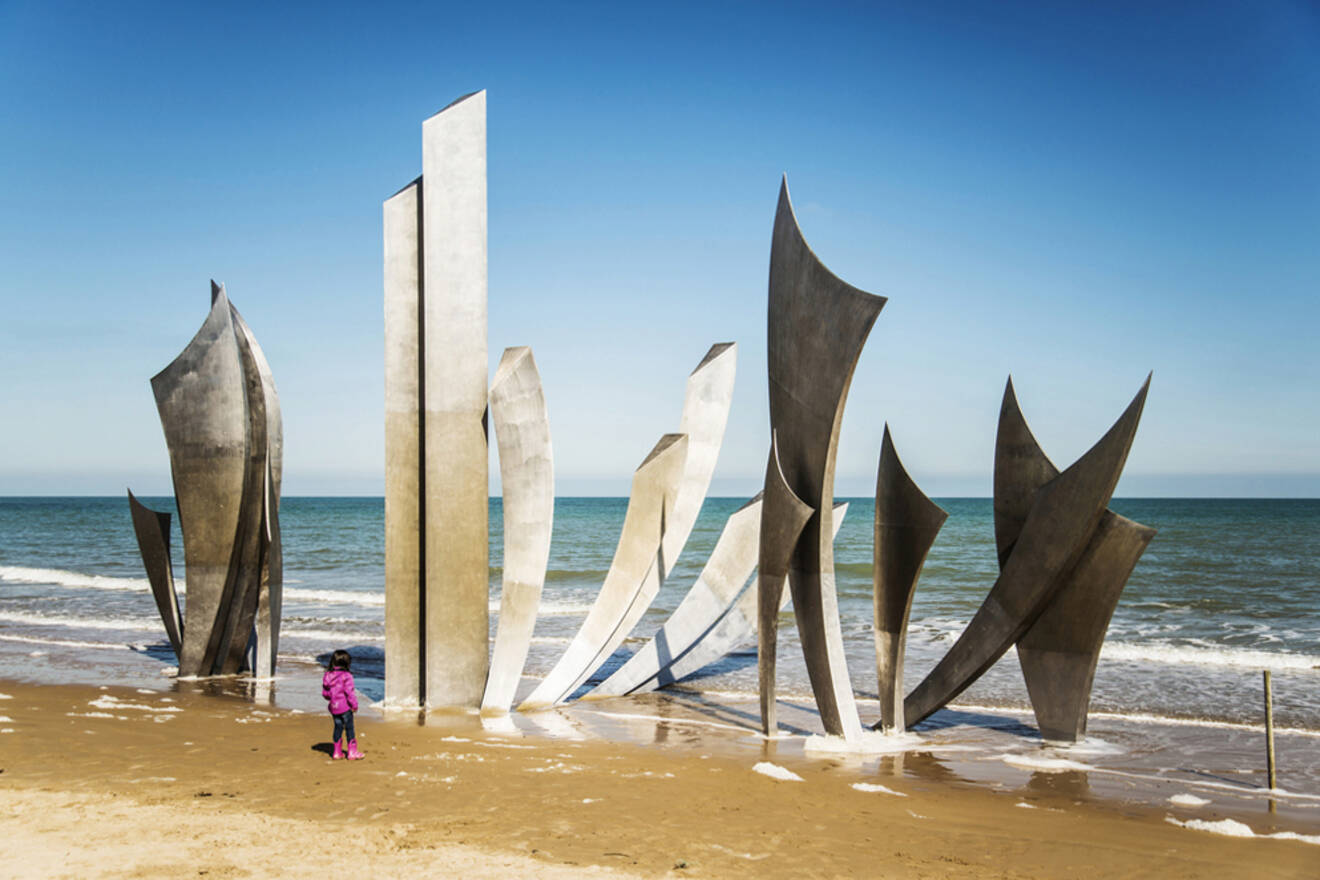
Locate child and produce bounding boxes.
[322,649,363,760]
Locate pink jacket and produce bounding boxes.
[322,669,358,715]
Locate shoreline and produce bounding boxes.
[2,678,1318,878]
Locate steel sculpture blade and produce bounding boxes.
[141,283,283,679]
[519,433,689,710]
[151,288,250,677]
[591,493,764,698]
[572,343,736,692]
[252,457,283,678]
[383,177,425,707]
[757,433,815,735]
[994,377,1156,741]
[759,178,886,740]
[482,346,555,713]
[421,91,490,709]
[218,294,272,676]
[872,426,947,733]
[615,502,849,696]
[903,376,1150,728]
[1017,512,1154,740]
[229,299,283,679]
[126,490,183,657]
[381,93,490,709]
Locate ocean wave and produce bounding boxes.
[0,633,135,651]
[1100,641,1320,671]
[0,565,596,614]
[0,609,160,632]
[0,566,153,593]
[0,566,390,609]
[277,628,385,643]
[284,587,383,607]
[948,701,1320,739]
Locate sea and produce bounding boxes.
[2,496,1319,821]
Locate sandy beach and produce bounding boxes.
[1,680,1316,879]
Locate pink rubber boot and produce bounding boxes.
[346,739,364,761]
[331,741,344,760]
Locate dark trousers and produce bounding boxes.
[332,710,356,744]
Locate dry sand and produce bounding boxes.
[0,680,1315,879]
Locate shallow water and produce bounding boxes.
[1,495,1318,806]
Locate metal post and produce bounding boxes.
[1264,669,1277,791]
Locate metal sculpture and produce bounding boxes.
[994,378,1156,741]
[903,376,1150,728]
[757,434,816,735]
[599,501,849,697]
[520,433,689,710]
[127,490,182,658]
[872,427,946,733]
[520,343,734,708]
[384,91,490,709]
[758,178,886,740]
[591,494,764,698]
[482,346,554,713]
[129,282,283,679]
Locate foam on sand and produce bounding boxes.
[753,762,803,782]
[1165,816,1320,845]
[804,730,923,755]
[89,696,182,713]
[1168,793,1211,807]
[851,782,907,796]
[997,753,1093,773]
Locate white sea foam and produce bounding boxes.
[1102,641,1320,671]
[0,693,12,700]
[0,565,394,609]
[1169,794,1211,807]
[1047,736,1126,757]
[0,566,152,593]
[0,610,160,632]
[804,731,924,755]
[1165,816,1320,845]
[1014,802,1037,809]
[946,701,1320,740]
[998,753,1093,773]
[851,782,907,796]
[0,716,12,722]
[89,696,181,713]
[275,625,384,643]
[524,761,582,773]
[752,762,803,782]
[0,633,134,651]
[285,587,383,607]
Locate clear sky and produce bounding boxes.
[1,1,1316,497]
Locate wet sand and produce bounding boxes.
[1,680,1316,878]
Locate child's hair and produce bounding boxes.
[328,649,352,671]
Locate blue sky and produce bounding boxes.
[1,0,1316,497]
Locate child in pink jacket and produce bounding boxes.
[322,649,363,760]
